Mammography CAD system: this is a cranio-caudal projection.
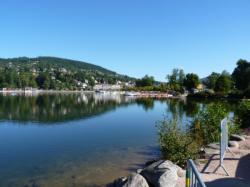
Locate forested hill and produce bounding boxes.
[0,56,135,90]
[0,56,115,75]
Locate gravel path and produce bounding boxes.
[198,135,250,187]
[176,134,250,187]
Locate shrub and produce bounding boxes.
[243,88,250,98]
[192,103,238,145]
[157,117,199,167]
[235,100,250,128]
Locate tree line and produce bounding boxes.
[133,59,250,98]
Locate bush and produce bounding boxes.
[228,90,244,99]
[157,117,199,167]
[235,100,250,128]
[192,103,238,145]
[243,88,250,98]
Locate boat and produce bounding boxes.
[124,92,139,96]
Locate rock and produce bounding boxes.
[136,169,143,174]
[145,159,158,167]
[141,160,181,187]
[228,141,239,148]
[113,177,127,187]
[113,173,149,187]
[230,134,246,141]
[177,168,185,178]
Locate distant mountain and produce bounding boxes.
[0,56,116,74]
[0,56,135,90]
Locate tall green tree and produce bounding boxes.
[184,73,200,91]
[166,68,185,91]
[136,75,154,87]
[232,59,250,91]
[36,73,50,89]
[205,72,220,90]
[214,71,232,93]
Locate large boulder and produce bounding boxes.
[230,134,246,141]
[141,160,182,187]
[113,173,149,187]
[228,141,239,148]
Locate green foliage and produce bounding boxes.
[214,71,232,94]
[158,117,199,167]
[232,59,250,91]
[166,69,185,92]
[184,73,200,91]
[235,100,250,128]
[205,72,220,90]
[135,75,155,87]
[0,93,132,123]
[192,103,229,145]
[0,57,135,90]
[136,98,154,111]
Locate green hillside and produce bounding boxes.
[0,56,135,90]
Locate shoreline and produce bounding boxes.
[0,89,181,98]
[1,89,248,101]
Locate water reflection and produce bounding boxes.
[0,92,137,123]
[0,93,238,124]
[0,93,239,187]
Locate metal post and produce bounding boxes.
[213,118,229,176]
[186,159,206,187]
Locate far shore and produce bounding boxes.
[0,89,183,98]
[0,89,95,93]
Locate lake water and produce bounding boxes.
[0,92,236,187]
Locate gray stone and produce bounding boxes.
[177,168,185,178]
[122,173,149,187]
[230,134,246,141]
[136,169,143,174]
[113,177,127,187]
[141,160,181,187]
[228,141,239,148]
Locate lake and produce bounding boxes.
[0,92,236,187]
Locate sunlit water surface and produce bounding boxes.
[0,92,236,187]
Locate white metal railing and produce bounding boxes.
[213,118,230,175]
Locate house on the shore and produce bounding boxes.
[94,84,122,91]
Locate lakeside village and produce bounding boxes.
[0,80,205,98]
[0,58,249,99]
[0,65,205,98]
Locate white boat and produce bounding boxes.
[124,92,139,96]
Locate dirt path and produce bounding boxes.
[176,135,250,187]
[198,136,250,187]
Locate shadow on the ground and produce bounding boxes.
[201,154,239,175]
[205,178,250,187]
[236,153,250,180]
[205,154,250,187]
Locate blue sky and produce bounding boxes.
[0,0,249,81]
